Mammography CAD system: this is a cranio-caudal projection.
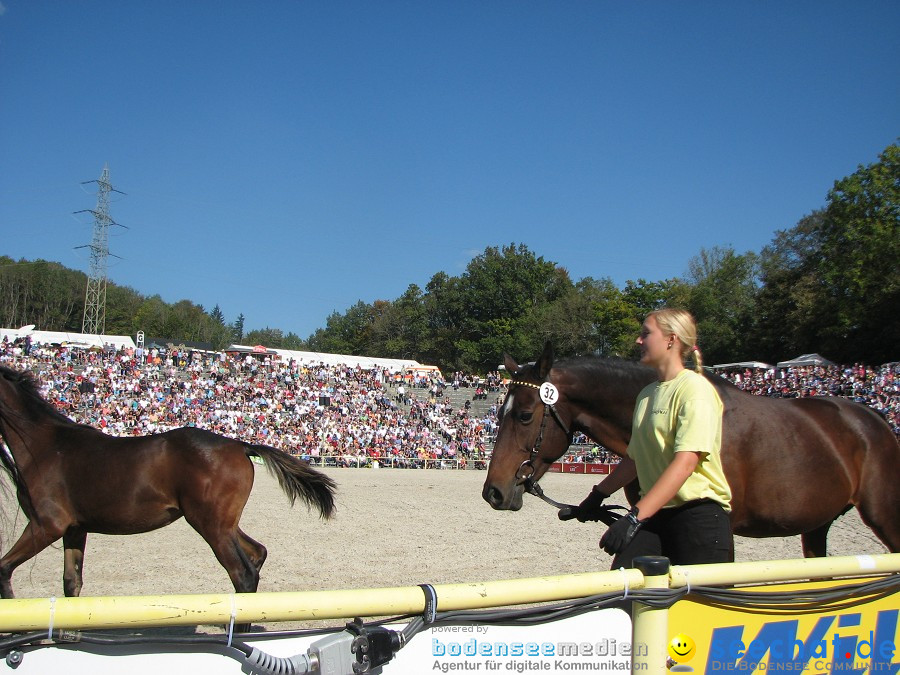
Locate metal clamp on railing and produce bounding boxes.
[418,583,438,624]
[345,617,403,674]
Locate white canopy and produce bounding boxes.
[1,327,136,350]
[776,353,836,368]
[712,361,774,370]
[3,328,434,373]
[227,345,427,374]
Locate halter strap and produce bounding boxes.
[508,378,573,499]
[508,380,572,437]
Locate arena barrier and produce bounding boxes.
[299,456,617,472]
[548,461,613,474]
[0,553,897,674]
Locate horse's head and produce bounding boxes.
[482,342,574,510]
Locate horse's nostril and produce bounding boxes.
[484,485,503,507]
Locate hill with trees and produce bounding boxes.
[2,142,897,372]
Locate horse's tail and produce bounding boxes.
[245,444,336,519]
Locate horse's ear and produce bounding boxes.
[535,342,554,379]
[503,353,520,376]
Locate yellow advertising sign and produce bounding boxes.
[667,577,899,674]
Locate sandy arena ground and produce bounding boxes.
[0,467,888,606]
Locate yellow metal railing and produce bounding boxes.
[0,552,897,675]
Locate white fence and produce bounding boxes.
[301,455,487,470]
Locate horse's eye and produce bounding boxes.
[518,411,533,423]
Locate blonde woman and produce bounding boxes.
[568,309,733,567]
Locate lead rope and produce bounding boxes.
[526,480,577,510]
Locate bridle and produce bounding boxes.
[502,376,628,524]
[507,378,574,508]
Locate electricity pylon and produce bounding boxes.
[75,164,126,335]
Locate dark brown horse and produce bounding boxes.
[482,344,900,557]
[0,365,335,599]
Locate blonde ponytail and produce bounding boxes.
[691,345,703,373]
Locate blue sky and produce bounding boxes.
[1,2,897,339]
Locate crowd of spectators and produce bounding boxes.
[2,337,898,472]
[0,338,499,469]
[718,363,900,435]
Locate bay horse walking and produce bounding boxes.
[0,365,335,599]
[482,344,900,557]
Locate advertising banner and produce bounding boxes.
[2,608,633,674]
[666,577,899,675]
[390,607,632,673]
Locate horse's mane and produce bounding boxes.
[0,366,57,519]
[552,354,656,389]
[550,355,743,394]
[0,365,74,425]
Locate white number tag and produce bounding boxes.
[539,382,559,405]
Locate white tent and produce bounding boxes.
[712,361,774,370]
[4,329,431,373]
[225,345,424,373]
[275,349,426,373]
[776,353,836,368]
[1,327,136,350]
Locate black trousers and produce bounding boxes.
[611,499,734,569]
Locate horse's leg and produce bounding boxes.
[186,523,260,594]
[0,521,65,598]
[800,522,831,558]
[182,493,260,594]
[856,483,900,553]
[62,528,87,597]
[199,531,260,634]
[238,530,267,574]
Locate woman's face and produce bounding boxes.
[636,315,672,367]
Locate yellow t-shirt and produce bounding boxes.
[626,369,732,511]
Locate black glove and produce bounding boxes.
[599,505,645,554]
[558,486,609,522]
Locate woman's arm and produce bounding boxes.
[633,451,700,520]
[595,456,638,496]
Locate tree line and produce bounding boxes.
[2,143,897,373]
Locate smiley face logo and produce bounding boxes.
[668,633,696,663]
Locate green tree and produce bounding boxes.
[281,332,306,350]
[684,246,760,364]
[306,301,377,355]
[752,142,899,364]
[526,278,607,358]
[753,211,825,362]
[209,305,226,326]
[245,327,285,348]
[588,277,643,357]
[815,142,899,363]
[133,295,169,337]
[204,305,232,350]
[368,286,427,360]
[457,244,570,371]
[0,258,84,331]
[105,284,144,335]
[422,272,466,370]
[232,313,245,342]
